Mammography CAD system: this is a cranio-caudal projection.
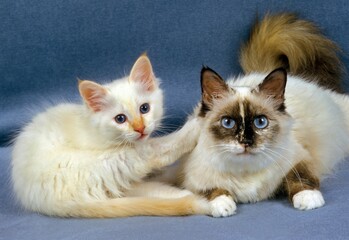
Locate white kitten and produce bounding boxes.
[11,55,209,218]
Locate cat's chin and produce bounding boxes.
[216,151,273,174]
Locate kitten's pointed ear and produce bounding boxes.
[79,80,109,112]
[201,66,229,107]
[129,54,156,91]
[258,68,287,108]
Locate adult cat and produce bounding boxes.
[177,14,347,217]
[180,67,349,217]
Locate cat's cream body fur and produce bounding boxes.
[182,73,349,208]
[12,55,209,217]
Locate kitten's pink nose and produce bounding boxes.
[132,119,145,134]
[134,126,145,134]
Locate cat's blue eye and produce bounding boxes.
[115,114,127,124]
[253,115,268,129]
[221,117,235,129]
[140,103,150,114]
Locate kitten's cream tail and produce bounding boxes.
[48,196,209,218]
[240,13,343,92]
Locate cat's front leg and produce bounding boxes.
[141,117,202,169]
[201,188,237,218]
[282,161,325,210]
[292,190,325,210]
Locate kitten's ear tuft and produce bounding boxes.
[201,66,229,107]
[258,68,287,108]
[129,54,156,91]
[77,77,83,84]
[79,80,109,112]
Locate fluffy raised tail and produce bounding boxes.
[49,195,209,218]
[240,13,343,92]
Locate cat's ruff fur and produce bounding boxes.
[11,55,209,218]
[240,13,343,92]
[180,69,349,216]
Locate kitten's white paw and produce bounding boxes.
[293,189,325,210]
[210,195,236,218]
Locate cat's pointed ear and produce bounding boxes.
[79,80,109,112]
[129,54,156,91]
[201,66,229,107]
[258,68,287,109]
[258,68,287,112]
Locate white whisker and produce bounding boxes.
[264,148,303,188]
[259,151,290,193]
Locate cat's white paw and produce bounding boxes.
[293,189,325,210]
[210,195,236,218]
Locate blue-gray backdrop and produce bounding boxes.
[1,1,348,239]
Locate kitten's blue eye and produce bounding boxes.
[115,114,127,124]
[253,115,268,129]
[221,117,235,129]
[140,103,150,114]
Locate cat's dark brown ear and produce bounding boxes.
[258,68,287,110]
[129,53,157,91]
[79,80,109,112]
[201,66,229,109]
[259,68,287,99]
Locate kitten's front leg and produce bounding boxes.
[140,117,202,169]
[281,161,325,210]
[201,188,237,218]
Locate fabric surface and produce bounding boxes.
[1,146,349,240]
[1,0,349,239]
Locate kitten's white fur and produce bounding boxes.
[11,55,209,217]
[182,73,349,214]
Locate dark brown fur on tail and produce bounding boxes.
[240,13,344,92]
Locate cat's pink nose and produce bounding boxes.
[134,126,145,134]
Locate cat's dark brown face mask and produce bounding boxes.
[198,67,289,155]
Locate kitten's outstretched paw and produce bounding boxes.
[210,195,236,217]
[293,189,325,210]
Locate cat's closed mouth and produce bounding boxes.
[236,149,255,156]
[138,134,148,140]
